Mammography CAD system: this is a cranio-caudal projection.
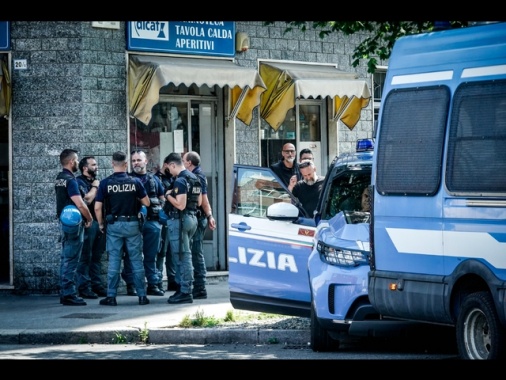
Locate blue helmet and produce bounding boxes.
[60,205,82,234]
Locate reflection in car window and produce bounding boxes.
[234,168,291,218]
[323,173,370,220]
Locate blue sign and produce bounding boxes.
[127,21,235,57]
[0,22,10,50]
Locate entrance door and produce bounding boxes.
[130,96,220,270]
[260,99,327,175]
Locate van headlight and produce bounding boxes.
[316,240,368,267]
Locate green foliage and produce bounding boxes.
[267,337,279,344]
[264,21,469,73]
[112,331,127,344]
[178,309,285,328]
[139,322,149,344]
[224,310,236,322]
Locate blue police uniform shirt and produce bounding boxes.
[192,166,208,195]
[64,169,81,198]
[172,170,191,197]
[95,172,147,204]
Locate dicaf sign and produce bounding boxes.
[127,21,235,57]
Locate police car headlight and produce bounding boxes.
[316,241,368,267]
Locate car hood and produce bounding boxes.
[319,211,370,250]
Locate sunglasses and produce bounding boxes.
[299,161,312,169]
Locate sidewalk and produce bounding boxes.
[0,273,310,345]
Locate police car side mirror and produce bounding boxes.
[266,202,299,221]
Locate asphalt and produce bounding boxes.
[0,273,310,346]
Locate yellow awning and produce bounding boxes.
[0,59,10,117]
[128,55,266,126]
[259,61,371,131]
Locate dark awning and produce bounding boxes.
[128,54,266,125]
[259,61,371,131]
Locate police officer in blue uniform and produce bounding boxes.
[94,151,151,306]
[155,158,177,292]
[163,152,202,304]
[55,149,94,306]
[182,151,217,300]
[121,150,166,297]
[75,156,107,299]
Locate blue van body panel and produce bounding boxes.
[369,22,506,336]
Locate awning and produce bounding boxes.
[259,61,371,131]
[128,54,266,126]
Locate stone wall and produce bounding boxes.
[10,21,127,293]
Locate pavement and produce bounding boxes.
[0,272,310,346]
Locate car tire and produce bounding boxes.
[310,302,340,352]
[456,291,506,360]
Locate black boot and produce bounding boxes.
[192,287,207,300]
[167,291,193,304]
[99,297,117,306]
[147,284,164,296]
[138,296,150,305]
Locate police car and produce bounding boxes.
[228,139,425,351]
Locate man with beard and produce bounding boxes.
[270,143,302,187]
[54,149,93,306]
[122,150,166,297]
[290,159,325,218]
[75,156,107,299]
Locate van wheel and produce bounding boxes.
[456,291,506,360]
[310,303,340,352]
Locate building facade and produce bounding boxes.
[0,21,380,294]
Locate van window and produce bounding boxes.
[376,86,450,195]
[446,79,506,195]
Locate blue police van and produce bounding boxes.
[368,22,506,360]
[228,140,427,351]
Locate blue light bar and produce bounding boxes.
[356,139,374,152]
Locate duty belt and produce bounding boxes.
[166,210,196,219]
[114,215,139,222]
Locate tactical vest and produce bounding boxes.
[179,170,202,212]
[131,172,162,220]
[103,174,139,217]
[55,171,75,218]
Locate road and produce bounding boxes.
[0,335,459,360]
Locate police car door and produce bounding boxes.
[228,164,315,317]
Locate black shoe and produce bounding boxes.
[92,287,107,297]
[99,297,117,306]
[192,287,207,300]
[79,288,98,299]
[139,296,150,305]
[157,282,165,293]
[147,284,164,296]
[167,281,178,292]
[61,294,87,306]
[167,291,193,304]
[126,284,137,296]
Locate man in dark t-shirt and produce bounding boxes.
[270,142,302,187]
[291,159,325,217]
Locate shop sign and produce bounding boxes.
[0,22,10,50]
[127,21,235,57]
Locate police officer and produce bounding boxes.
[55,149,93,306]
[155,158,177,292]
[121,150,166,297]
[75,156,107,299]
[164,152,202,304]
[94,151,151,306]
[182,151,216,300]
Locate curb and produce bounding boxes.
[0,328,310,345]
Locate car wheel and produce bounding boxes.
[310,302,340,352]
[456,291,506,360]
